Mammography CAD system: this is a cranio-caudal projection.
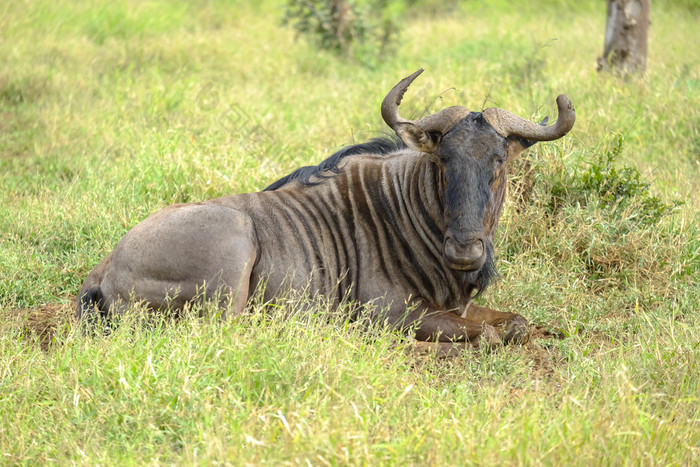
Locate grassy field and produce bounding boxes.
[1,0,699,464]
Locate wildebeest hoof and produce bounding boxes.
[476,324,502,351]
[502,315,530,345]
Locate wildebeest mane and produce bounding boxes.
[264,136,405,191]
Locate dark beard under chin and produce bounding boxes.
[462,241,498,298]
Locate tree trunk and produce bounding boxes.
[597,0,651,74]
[330,0,351,53]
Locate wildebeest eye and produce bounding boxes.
[494,148,508,165]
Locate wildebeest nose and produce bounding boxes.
[463,239,484,261]
[443,234,486,271]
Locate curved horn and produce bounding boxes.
[382,69,470,135]
[415,106,470,134]
[381,68,425,130]
[482,94,576,141]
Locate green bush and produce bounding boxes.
[282,0,405,64]
[503,134,687,296]
[578,134,683,224]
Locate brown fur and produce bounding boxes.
[78,73,574,350]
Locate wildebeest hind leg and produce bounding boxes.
[464,303,529,344]
[94,204,258,320]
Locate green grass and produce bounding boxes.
[1,0,699,464]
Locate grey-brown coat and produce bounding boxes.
[78,69,575,349]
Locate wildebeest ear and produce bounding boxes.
[516,116,550,149]
[394,122,439,154]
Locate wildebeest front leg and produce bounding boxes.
[407,304,501,351]
[464,303,530,344]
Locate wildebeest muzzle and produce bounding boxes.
[443,231,487,271]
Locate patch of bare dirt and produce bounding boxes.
[408,323,568,383]
[7,297,76,351]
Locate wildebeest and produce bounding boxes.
[78,69,575,349]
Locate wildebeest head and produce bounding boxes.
[382,69,575,277]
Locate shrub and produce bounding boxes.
[503,134,687,296]
[578,134,683,225]
[282,0,405,64]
